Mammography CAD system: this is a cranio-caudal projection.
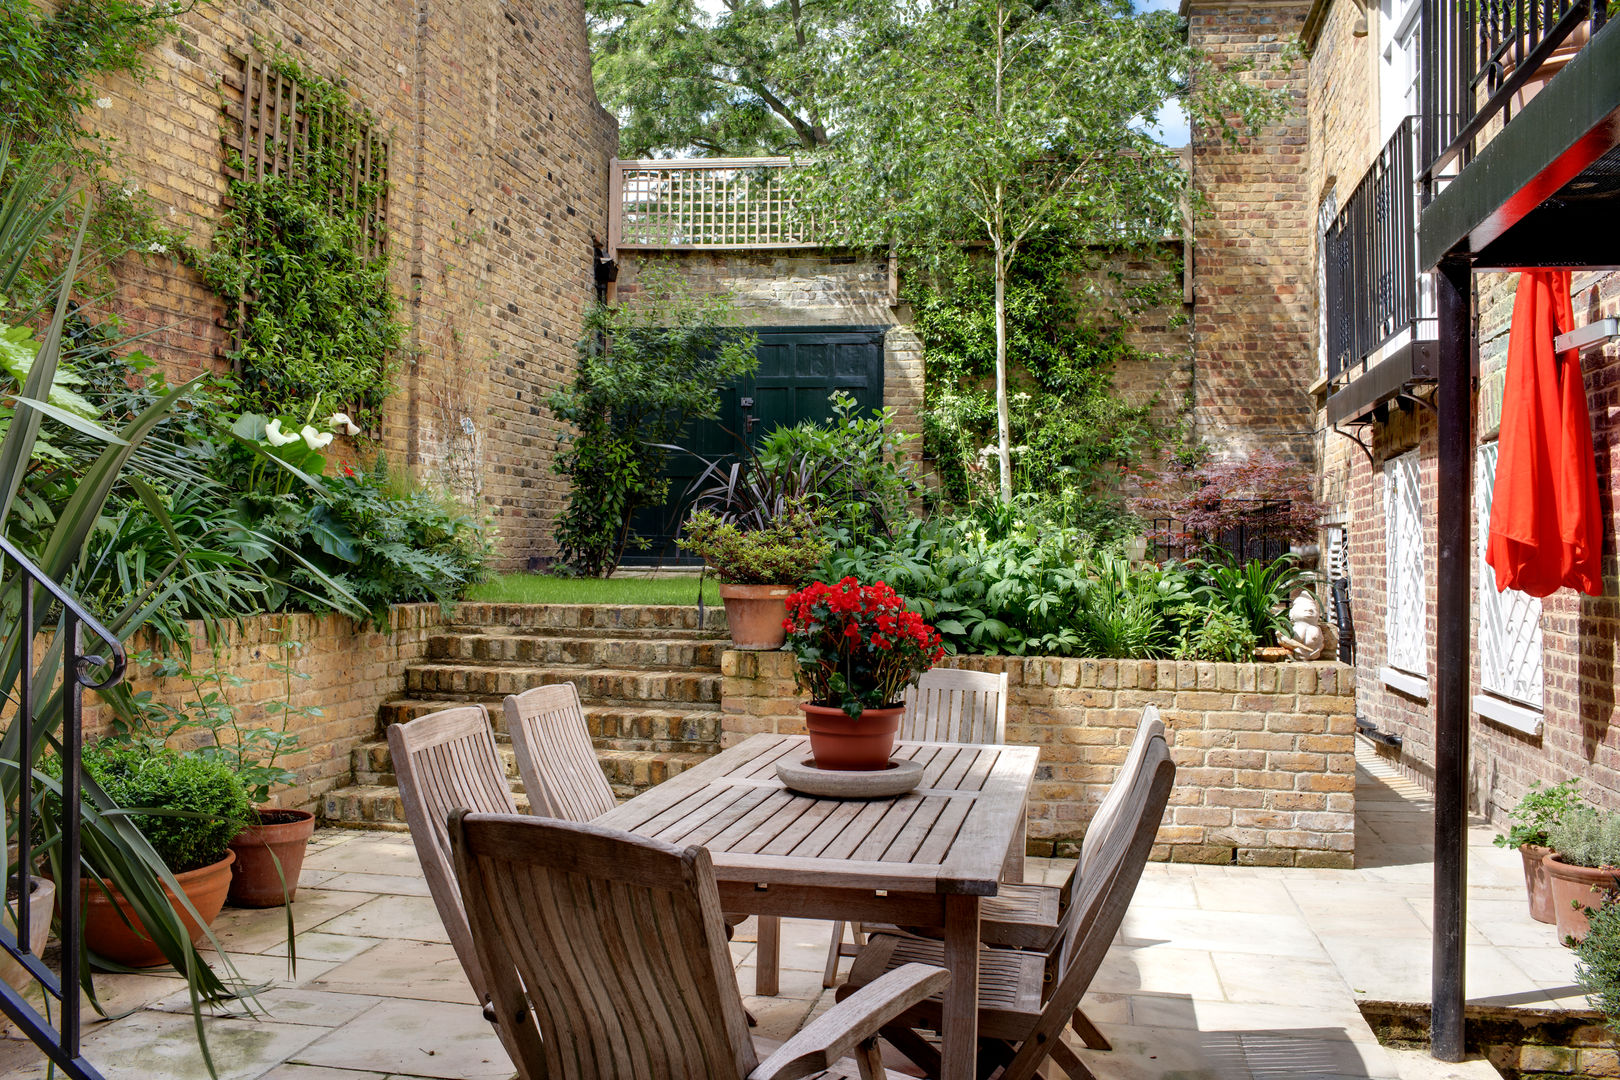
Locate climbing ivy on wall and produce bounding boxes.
[194,52,401,430]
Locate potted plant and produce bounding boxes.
[2,858,53,1007]
[48,744,250,968]
[1572,896,1620,1032]
[783,578,945,770]
[1545,807,1620,944]
[684,507,830,650]
[1494,779,1584,924]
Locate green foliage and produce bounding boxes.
[193,55,401,428]
[910,240,1166,527]
[1494,779,1586,850]
[1174,605,1258,663]
[1550,808,1620,870]
[1193,555,1302,648]
[682,507,830,585]
[50,744,251,874]
[550,267,758,576]
[1574,898,1620,1034]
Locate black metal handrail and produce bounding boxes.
[1148,499,1297,564]
[1326,117,1423,380]
[1421,0,1607,180]
[1,531,123,1080]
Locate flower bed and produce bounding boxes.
[722,651,1358,867]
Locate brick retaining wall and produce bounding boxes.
[722,651,1358,867]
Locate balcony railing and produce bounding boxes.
[608,157,814,253]
[1421,0,1608,179]
[1326,117,1424,381]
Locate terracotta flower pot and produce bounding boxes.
[1521,843,1556,924]
[81,850,236,968]
[802,703,904,771]
[1543,851,1620,944]
[720,583,793,650]
[227,808,317,908]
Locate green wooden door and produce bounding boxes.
[624,326,887,566]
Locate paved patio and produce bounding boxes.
[0,742,1587,1079]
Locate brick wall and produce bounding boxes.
[1186,0,1318,467]
[721,651,1357,867]
[84,606,447,813]
[86,1,615,571]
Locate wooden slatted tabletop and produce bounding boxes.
[598,732,1040,1080]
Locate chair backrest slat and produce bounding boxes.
[388,705,518,1002]
[505,683,617,822]
[900,667,1008,744]
[1004,737,1176,1080]
[451,811,758,1080]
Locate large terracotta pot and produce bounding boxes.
[81,850,236,968]
[1543,851,1620,944]
[802,703,904,771]
[720,583,793,650]
[227,808,317,908]
[1521,843,1556,924]
[1505,22,1592,113]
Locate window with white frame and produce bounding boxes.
[1475,442,1545,720]
[1384,451,1426,680]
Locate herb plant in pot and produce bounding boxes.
[1572,896,1620,1032]
[1494,779,1584,924]
[1545,807,1620,944]
[784,578,945,770]
[50,744,250,968]
[683,507,830,650]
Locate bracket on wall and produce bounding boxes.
[1331,423,1378,470]
[1554,317,1619,354]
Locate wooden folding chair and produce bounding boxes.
[504,683,617,822]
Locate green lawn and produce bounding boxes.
[467,573,721,606]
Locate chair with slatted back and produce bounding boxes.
[449,810,952,1080]
[387,705,518,1032]
[503,683,617,822]
[822,668,1012,988]
[834,733,1177,1080]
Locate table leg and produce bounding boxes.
[1002,794,1027,883]
[940,893,980,1080]
[756,915,780,997]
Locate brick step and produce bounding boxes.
[447,603,727,636]
[404,664,721,706]
[426,633,724,670]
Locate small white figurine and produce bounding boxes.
[1277,591,1325,661]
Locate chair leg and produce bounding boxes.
[823,920,847,988]
[852,1036,885,1080]
[1049,1038,1099,1080]
[880,1023,943,1078]
[1070,1007,1110,1051]
[756,915,780,997]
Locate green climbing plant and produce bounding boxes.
[192,52,401,428]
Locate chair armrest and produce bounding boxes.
[748,962,949,1080]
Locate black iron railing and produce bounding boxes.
[1326,117,1424,381]
[1149,500,1298,564]
[1421,0,1607,180]
[1,532,123,1080]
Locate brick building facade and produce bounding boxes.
[89,0,616,570]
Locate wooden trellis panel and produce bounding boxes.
[609,157,813,251]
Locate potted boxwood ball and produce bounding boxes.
[784,578,945,770]
[683,507,830,650]
[1493,778,1584,924]
[50,744,249,968]
[1545,807,1620,945]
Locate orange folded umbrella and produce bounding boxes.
[1486,269,1602,597]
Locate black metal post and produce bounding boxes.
[1432,254,1474,1063]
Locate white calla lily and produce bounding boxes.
[302,425,335,450]
[264,419,301,446]
[328,411,361,436]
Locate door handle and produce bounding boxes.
[740,397,757,434]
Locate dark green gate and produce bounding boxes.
[624,325,887,566]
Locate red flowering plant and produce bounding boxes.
[783,578,946,719]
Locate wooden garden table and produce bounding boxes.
[596,732,1040,1080]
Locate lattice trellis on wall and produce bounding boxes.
[1384,451,1426,676]
[1475,443,1544,709]
[221,50,389,259]
[610,158,812,250]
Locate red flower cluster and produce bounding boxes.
[782,578,945,716]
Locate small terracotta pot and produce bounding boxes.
[227,808,317,908]
[1521,843,1556,924]
[1543,851,1620,944]
[81,850,236,968]
[802,703,904,771]
[719,583,793,650]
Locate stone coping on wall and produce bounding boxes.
[721,651,1359,868]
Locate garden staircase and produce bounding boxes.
[322,604,729,830]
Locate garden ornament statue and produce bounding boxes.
[1279,592,1325,661]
